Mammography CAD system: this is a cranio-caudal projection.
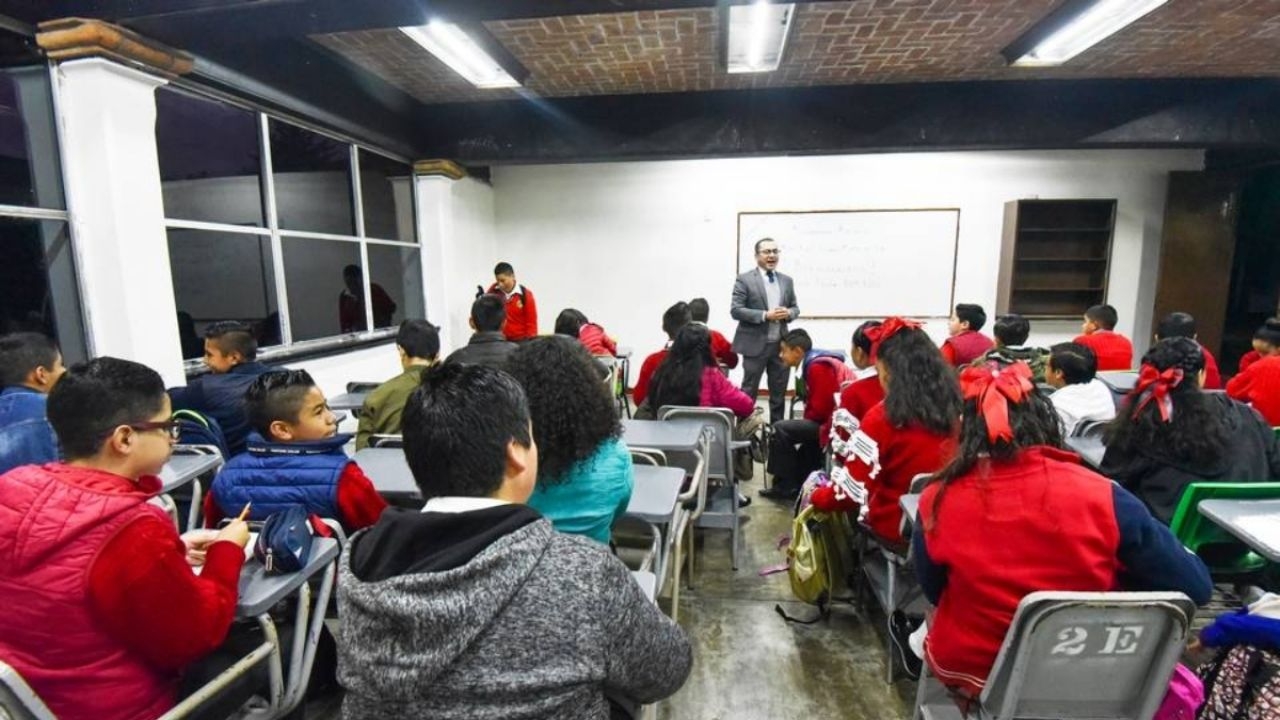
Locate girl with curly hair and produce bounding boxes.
[504,336,631,544]
[844,318,960,544]
[648,325,755,418]
[1100,337,1280,523]
[915,362,1210,700]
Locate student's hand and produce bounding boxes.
[215,519,251,549]
[181,528,220,566]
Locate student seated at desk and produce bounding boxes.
[648,324,756,419]
[555,308,618,357]
[1226,318,1280,427]
[206,369,387,534]
[1074,303,1134,371]
[1155,311,1222,389]
[913,362,1212,700]
[0,332,64,474]
[1237,318,1280,374]
[688,297,738,369]
[356,319,440,450]
[634,301,692,408]
[845,318,960,543]
[169,321,272,456]
[338,362,691,719]
[829,321,885,465]
[446,293,518,368]
[0,357,251,720]
[969,313,1048,382]
[1045,342,1115,437]
[940,303,994,368]
[505,337,632,545]
[1100,338,1280,524]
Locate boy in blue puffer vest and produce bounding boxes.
[205,369,386,533]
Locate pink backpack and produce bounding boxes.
[1155,663,1204,720]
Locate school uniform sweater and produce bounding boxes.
[577,322,617,357]
[1074,330,1134,372]
[823,371,885,449]
[801,353,850,428]
[526,437,633,545]
[487,283,538,341]
[1226,354,1280,427]
[1240,350,1263,374]
[708,328,739,369]
[914,446,1212,698]
[1202,346,1223,390]
[940,331,994,368]
[633,348,669,407]
[846,402,955,544]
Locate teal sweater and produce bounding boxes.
[527,437,633,545]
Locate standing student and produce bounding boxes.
[761,329,851,500]
[1100,338,1280,523]
[1045,342,1116,437]
[688,297,738,369]
[1074,304,1134,371]
[554,308,618,357]
[648,325,756,419]
[356,320,440,450]
[846,318,960,544]
[731,237,800,424]
[1154,311,1222,389]
[1237,318,1280,373]
[336,362,691,718]
[168,321,272,456]
[970,313,1048,382]
[940,303,994,368]
[446,294,519,368]
[634,301,692,408]
[914,362,1211,700]
[0,357,251,720]
[504,337,632,545]
[485,261,538,341]
[0,332,64,473]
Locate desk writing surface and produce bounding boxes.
[1198,499,1280,562]
[626,465,684,521]
[632,570,656,603]
[1064,436,1106,469]
[621,419,704,453]
[160,453,222,493]
[328,392,368,412]
[353,447,419,498]
[237,537,339,616]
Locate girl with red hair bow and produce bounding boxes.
[914,359,1212,700]
[1100,337,1280,523]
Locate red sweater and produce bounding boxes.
[802,358,844,428]
[1202,347,1223,390]
[940,331,994,368]
[846,402,954,544]
[708,329,739,369]
[823,373,885,448]
[578,322,617,356]
[1240,350,1262,374]
[488,284,538,341]
[1074,330,1134,371]
[1226,354,1280,426]
[634,348,668,406]
[204,462,387,531]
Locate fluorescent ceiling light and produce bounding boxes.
[726,1,794,74]
[1011,0,1168,66]
[400,21,521,88]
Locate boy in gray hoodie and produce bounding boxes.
[337,362,691,719]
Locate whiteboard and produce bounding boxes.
[737,209,960,319]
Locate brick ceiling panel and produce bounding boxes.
[312,0,1280,105]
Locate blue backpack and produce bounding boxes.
[173,408,230,457]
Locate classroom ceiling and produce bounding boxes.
[312,0,1280,106]
[5,0,1280,162]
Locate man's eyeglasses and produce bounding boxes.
[758,249,781,256]
[127,420,182,440]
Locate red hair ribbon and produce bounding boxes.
[1131,364,1184,423]
[864,316,922,361]
[959,362,1034,444]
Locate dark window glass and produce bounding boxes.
[269,120,354,235]
[156,88,264,226]
[281,236,362,341]
[0,218,86,364]
[358,149,414,242]
[367,245,425,328]
[167,229,279,357]
[0,66,65,209]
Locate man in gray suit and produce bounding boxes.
[731,237,799,425]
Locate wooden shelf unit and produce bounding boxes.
[997,199,1116,320]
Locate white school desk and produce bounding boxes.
[1198,499,1280,562]
[621,418,705,453]
[352,447,418,499]
[327,392,368,412]
[160,450,224,531]
[1096,371,1139,393]
[1064,435,1106,469]
[627,465,684,521]
[632,570,657,603]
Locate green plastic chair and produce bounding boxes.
[1168,481,1280,576]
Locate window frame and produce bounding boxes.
[156,84,421,374]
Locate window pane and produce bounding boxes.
[156,88,264,226]
[167,229,279,358]
[358,149,415,242]
[0,66,65,209]
[269,120,355,235]
[0,217,86,364]
[367,244,425,328]
[281,236,362,341]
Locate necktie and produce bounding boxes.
[767,270,776,284]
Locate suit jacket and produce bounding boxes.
[730,269,799,357]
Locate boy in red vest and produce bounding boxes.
[1074,303,1134,371]
[940,303,994,367]
[0,357,251,720]
[486,262,538,341]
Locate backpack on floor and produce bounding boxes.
[1197,644,1280,720]
[733,408,768,481]
[173,408,229,458]
[765,471,854,623]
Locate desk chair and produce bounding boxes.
[1071,418,1109,439]
[613,449,667,580]
[345,381,379,394]
[1169,481,1280,578]
[658,406,745,571]
[170,444,225,532]
[0,661,56,720]
[368,434,403,448]
[912,591,1195,720]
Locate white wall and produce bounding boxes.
[419,175,497,350]
[491,149,1203,383]
[287,343,402,434]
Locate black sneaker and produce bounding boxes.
[889,610,923,680]
[759,485,799,501]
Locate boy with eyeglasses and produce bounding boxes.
[0,357,251,720]
[206,369,387,533]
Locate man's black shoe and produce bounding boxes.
[758,485,799,501]
[737,492,752,508]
